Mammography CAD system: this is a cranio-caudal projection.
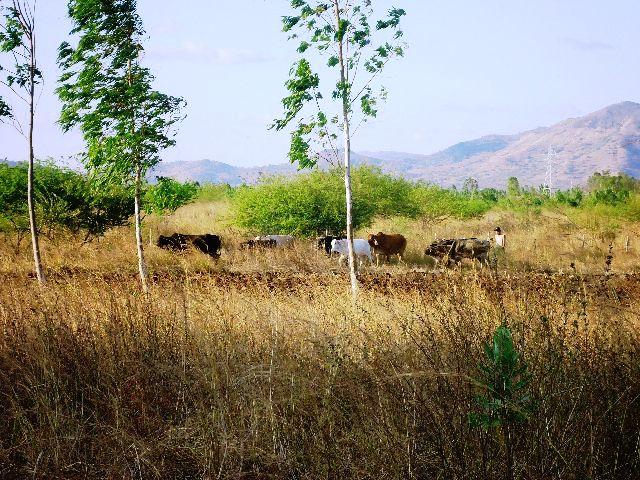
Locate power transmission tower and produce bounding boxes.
[544,146,559,192]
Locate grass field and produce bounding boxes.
[1,201,640,479]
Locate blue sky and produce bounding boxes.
[2,0,639,167]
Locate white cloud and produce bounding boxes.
[148,41,273,65]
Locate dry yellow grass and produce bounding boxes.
[3,200,637,279]
[1,203,640,478]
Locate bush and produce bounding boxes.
[353,167,421,218]
[196,183,235,202]
[587,171,639,193]
[232,167,501,235]
[79,179,135,239]
[555,188,583,207]
[0,163,29,236]
[589,187,630,206]
[233,169,377,236]
[585,171,639,207]
[412,184,494,220]
[0,162,135,240]
[144,176,198,215]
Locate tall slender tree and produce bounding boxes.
[57,0,184,292]
[272,1,406,298]
[0,0,45,284]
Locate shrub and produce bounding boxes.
[232,169,377,236]
[589,187,630,206]
[587,171,639,193]
[0,163,29,236]
[144,176,198,215]
[0,162,134,240]
[196,183,235,202]
[470,324,533,480]
[554,187,583,207]
[354,167,421,218]
[411,184,494,220]
[79,179,135,239]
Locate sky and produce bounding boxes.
[2,0,639,167]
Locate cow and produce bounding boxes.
[157,233,222,258]
[424,238,491,267]
[240,238,277,250]
[367,232,407,265]
[317,235,346,255]
[256,235,295,247]
[330,238,373,267]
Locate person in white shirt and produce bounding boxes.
[494,227,506,248]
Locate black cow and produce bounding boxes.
[240,238,277,250]
[157,233,222,258]
[317,235,346,255]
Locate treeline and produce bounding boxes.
[229,167,640,236]
[3,162,639,242]
[0,162,197,243]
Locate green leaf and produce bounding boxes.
[297,41,310,53]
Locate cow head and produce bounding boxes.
[368,232,385,246]
[156,235,172,248]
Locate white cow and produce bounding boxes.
[330,238,373,267]
[256,235,295,247]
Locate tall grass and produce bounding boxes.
[1,268,639,478]
[1,201,640,478]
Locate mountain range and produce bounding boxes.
[5,102,640,189]
[152,101,640,189]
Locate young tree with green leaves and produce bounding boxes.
[272,1,406,298]
[469,324,533,480]
[507,176,521,197]
[144,176,198,216]
[0,0,45,284]
[57,0,184,292]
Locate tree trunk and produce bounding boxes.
[504,425,514,480]
[334,0,358,300]
[135,166,149,293]
[27,30,45,285]
[342,114,358,298]
[127,55,148,293]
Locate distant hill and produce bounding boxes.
[153,102,640,188]
[364,101,640,188]
[7,102,640,189]
[150,152,384,186]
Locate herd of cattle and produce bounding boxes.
[156,231,494,267]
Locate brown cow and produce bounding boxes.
[367,232,407,266]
